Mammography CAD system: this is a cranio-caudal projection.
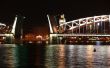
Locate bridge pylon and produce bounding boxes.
[47,14,66,44]
[11,15,25,44]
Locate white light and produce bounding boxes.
[0,23,6,26]
[59,14,109,31]
[47,15,53,33]
[36,35,42,39]
[50,34,57,37]
[97,23,100,26]
[11,16,17,35]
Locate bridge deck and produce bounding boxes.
[0,34,13,36]
[50,34,110,37]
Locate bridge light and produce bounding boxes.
[11,16,17,35]
[0,23,6,26]
[97,23,100,26]
[47,14,53,33]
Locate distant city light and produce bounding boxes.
[36,35,42,39]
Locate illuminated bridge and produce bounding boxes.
[47,14,110,44]
[0,15,25,44]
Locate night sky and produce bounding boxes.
[0,0,110,34]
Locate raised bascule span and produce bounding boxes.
[48,14,110,44]
[0,16,17,38]
[0,15,25,44]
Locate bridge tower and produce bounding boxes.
[11,15,25,43]
[47,14,66,44]
[59,14,66,33]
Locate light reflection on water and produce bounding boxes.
[0,44,15,68]
[0,44,46,68]
[57,45,65,68]
[86,45,94,68]
[45,45,110,68]
[0,44,110,68]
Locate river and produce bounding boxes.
[0,44,109,68]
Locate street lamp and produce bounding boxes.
[97,23,100,26]
[97,23,100,34]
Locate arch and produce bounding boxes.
[59,15,110,34]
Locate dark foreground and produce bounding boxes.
[0,44,110,68]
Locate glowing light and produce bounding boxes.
[0,23,6,26]
[36,35,42,39]
[50,34,110,37]
[11,16,18,35]
[97,23,100,26]
[60,15,109,30]
[0,34,13,37]
[47,15,53,33]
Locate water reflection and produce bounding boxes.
[0,44,16,68]
[86,45,94,68]
[45,45,57,68]
[0,44,46,68]
[107,46,110,68]
[65,45,75,68]
[45,45,110,68]
[0,44,110,68]
[57,45,65,68]
[14,44,29,68]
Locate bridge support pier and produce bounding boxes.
[50,34,63,44]
[50,34,58,44]
[5,35,14,44]
[49,34,53,44]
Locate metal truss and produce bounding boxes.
[59,15,110,34]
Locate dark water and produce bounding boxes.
[0,44,110,68]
